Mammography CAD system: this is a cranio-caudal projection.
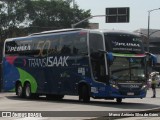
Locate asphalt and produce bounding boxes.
[90,87,160,120]
[1,88,160,120]
[114,88,160,120]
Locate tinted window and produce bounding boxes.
[104,33,144,54]
[5,39,32,56]
[5,31,88,57]
[89,33,104,54]
[58,32,87,55]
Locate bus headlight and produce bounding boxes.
[112,84,119,89]
[141,85,147,90]
[110,81,119,89]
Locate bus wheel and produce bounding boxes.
[24,83,32,99]
[16,83,23,97]
[79,85,90,102]
[116,98,122,103]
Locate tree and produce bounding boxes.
[0,0,91,41]
[0,0,29,39]
[27,0,91,33]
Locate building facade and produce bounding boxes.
[134,28,160,71]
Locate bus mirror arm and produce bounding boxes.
[145,52,151,55]
[98,49,108,54]
[145,52,157,67]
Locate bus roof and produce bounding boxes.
[29,28,83,36]
[89,29,140,36]
[5,28,83,42]
[5,28,139,42]
[29,28,138,36]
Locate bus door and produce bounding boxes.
[89,33,107,83]
[44,66,60,94]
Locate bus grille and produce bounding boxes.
[118,83,142,95]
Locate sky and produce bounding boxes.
[76,0,160,31]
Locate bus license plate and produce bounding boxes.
[127,92,134,95]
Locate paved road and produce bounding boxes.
[0,88,160,120]
[115,88,160,120]
[93,88,160,120]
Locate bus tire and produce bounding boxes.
[79,85,90,102]
[24,83,32,99]
[16,83,23,98]
[116,98,122,103]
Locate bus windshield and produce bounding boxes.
[110,57,146,81]
[104,33,144,54]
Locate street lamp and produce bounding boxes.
[147,8,160,52]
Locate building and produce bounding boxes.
[88,23,99,29]
[134,28,160,71]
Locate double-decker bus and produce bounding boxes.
[2,28,149,103]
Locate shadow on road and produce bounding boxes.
[3,92,160,111]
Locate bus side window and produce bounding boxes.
[72,34,87,55]
[61,45,71,54]
[49,36,60,55]
[59,35,72,55]
[73,46,78,55]
[5,40,33,56]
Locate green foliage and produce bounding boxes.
[0,0,91,41]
